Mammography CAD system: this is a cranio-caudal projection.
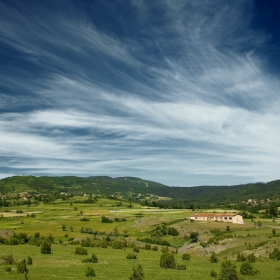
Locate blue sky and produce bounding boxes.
[0,0,279,186]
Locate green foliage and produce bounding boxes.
[210,269,217,278]
[176,264,186,270]
[182,253,190,261]
[85,266,96,277]
[75,247,88,255]
[236,252,246,262]
[5,266,12,272]
[82,254,98,263]
[41,242,52,254]
[269,248,280,260]
[144,244,151,250]
[27,256,33,265]
[160,252,176,269]
[190,232,199,242]
[240,261,258,275]
[218,260,239,280]
[133,246,140,253]
[129,264,144,280]
[152,246,158,251]
[246,253,256,263]
[112,240,123,249]
[210,252,219,263]
[1,254,14,264]
[101,216,113,223]
[127,253,137,259]
[17,258,29,274]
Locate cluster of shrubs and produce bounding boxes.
[1,254,33,276]
[150,224,179,238]
[137,237,170,246]
[0,232,55,246]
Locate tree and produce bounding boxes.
[27,256,33,265]
[269,248,280,260]
[160,252,176,269]
[41,242,51,254]
[240,261,258,275]
[17,259,29,274]
[218,260,239,280]
[182,253,190,261]
[129,264,144,280]
[210,252,219,263]
[85,266,95,277]
[190,232,199,242]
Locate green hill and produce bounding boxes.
[0,175,280,206]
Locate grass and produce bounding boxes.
[1,200,280,279]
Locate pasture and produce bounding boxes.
[1,198,280,279]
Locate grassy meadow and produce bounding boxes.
[1,198,280,279]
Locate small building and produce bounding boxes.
[190,213,243,224]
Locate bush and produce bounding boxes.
[190,232,199,242]
[17,259,29,274]
[1,254,14,265]
[269,248,280,260]
[177,264,186,270]
[82,254,98,263]
[152,246,158,251]
[210,269,217,278]
[101,216,113,223]
[168,227,179,236]
[41,242,51,254]
[5,266,12,272]
[210,252,219,263]
[127,253,137,259]
[246,253,256,263]
[85,266,95,277]
[144,244,151,250]
[160,252,176,269]
[182,253,190,261]
[75,247,88,255]
[112,240,123,249]
[129,264,144,280]
[133,246,140,253]
[236,252,246,262]
[27,256,33,265]
[240,261,258,275]
[218,260,239,280]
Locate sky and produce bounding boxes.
[0,0,280,187]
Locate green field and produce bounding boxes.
[1,199,280,279]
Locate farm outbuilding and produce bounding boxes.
[190,213,243,224]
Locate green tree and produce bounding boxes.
[17,259,29,274]
[160,252,176,269]
[269,248,280,260]
[240,261,258,275]
[41,242,51,254]
[27,256,33,265]
[85,266,95,277]
[210,252,219,263]
[182,253,190,261]
[129,264,144,280]
[218,260,239,280]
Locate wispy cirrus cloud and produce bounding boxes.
[0,0,279,186]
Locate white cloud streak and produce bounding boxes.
[0,0,279,185]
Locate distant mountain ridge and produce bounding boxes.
[0,175,280,205]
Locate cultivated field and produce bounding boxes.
[0,198,280,279]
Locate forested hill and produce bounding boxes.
[0,175,280,205]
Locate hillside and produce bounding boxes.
[0,175,280,206]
